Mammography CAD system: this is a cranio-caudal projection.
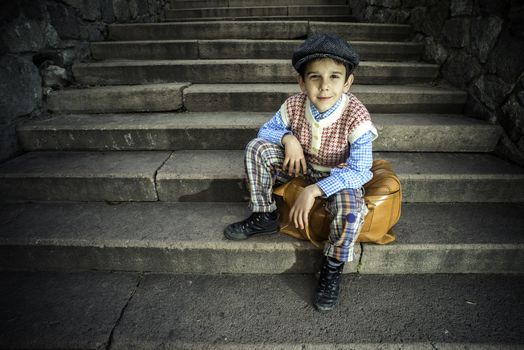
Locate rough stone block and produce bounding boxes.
[0,55,42,117]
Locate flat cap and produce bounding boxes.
[292,33,359,74]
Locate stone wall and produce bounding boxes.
[350,0,524,166]
[0,0,167,163]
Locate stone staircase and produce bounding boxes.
[2,0,524,281]
[2,1,524,348]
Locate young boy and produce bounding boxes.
[224,33,377,311]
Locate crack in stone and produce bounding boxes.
[105,272,144,350]
[153,151,174,201]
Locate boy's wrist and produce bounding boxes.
[306,184,324,198]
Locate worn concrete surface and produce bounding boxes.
[91,39,423,61]
[48,83,190,114]
[170,0,348,8]
[18,113,499,152]
[73,59,438,85]
[0,151,171,201]
[0,201,351,273]
[153,150,524,202]
[183,84,466,113]
[107,21,410,41]
[0,202,522,274]
[2,271,522,349]
[376,152,524,202]
[0,271,139,349]
[110,273,524,348]
[108,21,310,40]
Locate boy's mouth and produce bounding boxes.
[317,96,332,100]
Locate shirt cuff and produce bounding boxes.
[316,175,345,198]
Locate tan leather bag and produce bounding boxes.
[273,159,401,248]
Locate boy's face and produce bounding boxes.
[298,58,354,113]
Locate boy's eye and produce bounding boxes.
[331,75,340,79]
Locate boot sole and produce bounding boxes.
[223,228,279,240]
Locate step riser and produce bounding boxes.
[165,6,351,19]
[184,91,465,113]
[108,22,410,41]
[19,124,500,153]
[360,245,524,274]
[2,244,521,274]
[0,178,159,202]
[91,41,423,61]
[74,63,437,85]
[164,15,357,22]
[170,0,349,9]
[47,83,189,114]
[156,177,524,203]
[0,245,357,273]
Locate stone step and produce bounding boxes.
[2,151,523,203]
[0,151,172,202]
[164,15,357,22]
[1,202,523,274]
[164,5,351,19]
[170,0,349,8]
[73,59,438,85]
[2,272,523,349]
[19,113,502,153]
[107,21,412,41]
[90,39,423,61]
[47,84,466,114]
[47,83,189,114]
[156,150,524,202]
[183,84,467,113]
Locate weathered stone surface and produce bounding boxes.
[422,0,449,38]
[487,28,524,84]
[442,51,482,89]
[0,271,138,349]
[409,6,426,33]
[450,0,473,16]
[478,0,510,16]
[518,91,524,106]
[0,55,42,118]
[62,0,101,21]
[442,18,470,48]
[0,123,20,163]
[42,64,69,88]
[472,74,513,110]
[423,36,448,64]
[501,95,524,141]
[464,94,496,123]
[497,133,524,167]
[471,16,504,63]
[1,16,46,53]
[100,0,115,22]
[47,2,82,40]
[369,0,401,7]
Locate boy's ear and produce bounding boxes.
[298,75,307,92]
[343,74,354,92]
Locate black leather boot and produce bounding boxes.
[313,256,345,311]
[223,210,279,240]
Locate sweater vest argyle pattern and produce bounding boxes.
[284,92,372,168]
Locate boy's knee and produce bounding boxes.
[245,138,275,155]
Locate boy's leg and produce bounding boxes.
[244,138,286,212]
[224,138,286,240]
[314,188,367,311]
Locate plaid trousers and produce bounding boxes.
[245,138,368,262]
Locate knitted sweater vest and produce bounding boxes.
[280,92,374,169]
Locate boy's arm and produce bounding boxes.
[315,130,375,197]
[258,110,292,146]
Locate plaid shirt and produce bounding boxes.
[258,96,375,197]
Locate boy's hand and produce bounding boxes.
[282,134,307,176]
[289,184,324,230]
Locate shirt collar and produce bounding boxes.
[309,96,344,121]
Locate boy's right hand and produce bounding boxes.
[282,134,307,176]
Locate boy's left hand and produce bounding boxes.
[289,184,324,230]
